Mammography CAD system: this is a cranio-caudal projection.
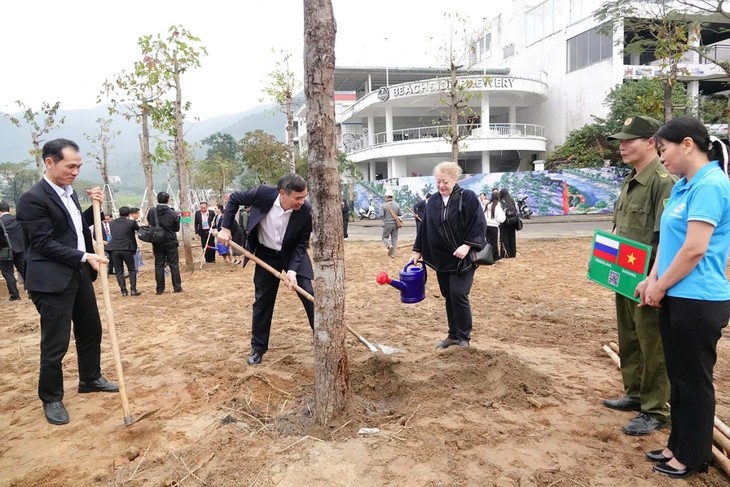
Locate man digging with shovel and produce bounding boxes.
[217,173,314,366]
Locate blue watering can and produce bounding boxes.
[376,261,427,304]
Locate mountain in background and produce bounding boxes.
[0,104,286,190]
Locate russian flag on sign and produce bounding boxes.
[593,234,619,263]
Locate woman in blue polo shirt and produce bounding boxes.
[636,115,730,478]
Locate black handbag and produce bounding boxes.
[470,243,495,266]
[138,207,166,243]
[0,218,13,260]
[515,217,524,231]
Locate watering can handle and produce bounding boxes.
[403,260,427,285]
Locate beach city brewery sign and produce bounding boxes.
[587,229,651,302]
[380,76,515,101]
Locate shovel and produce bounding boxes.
[92,200,158,425]
[227,240,402,354]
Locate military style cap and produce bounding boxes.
[608,116,661,140]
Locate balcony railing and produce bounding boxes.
[342,123,545,155]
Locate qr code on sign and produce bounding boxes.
[608,270,620,287]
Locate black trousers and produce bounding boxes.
[251,247,314,354]
[435,266,475,341]
[30,264,103,403]
[199,232,215,262]
[111,250,137,292]
[0,251,25,299]
[153,243,182,293]
[659,297,730,470]
[499,223,516,258]
[486,225,500,261]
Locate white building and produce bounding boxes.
[294,0,730,181]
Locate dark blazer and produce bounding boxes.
[16,179,97,293]
[194,209,215,236]
[222,185,313,279]
[106,217,140,252]
[0,213,25,251]
[146,205,180,245]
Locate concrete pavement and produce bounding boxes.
[342,214,614,242]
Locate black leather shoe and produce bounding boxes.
[602,396,641,411]
[247,350,263,365]
[120,289,128,296]
[156,290,164,295]
[646,449,672,462]
[43,401,69,425]
[436,338,459,349]
[653,462,692,478]
[623,412,667,436]
[173,289,183,293]
[78,376,119,393]
[130,290,142,296]
[9,296,21,301]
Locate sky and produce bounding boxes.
[0,0,492,120]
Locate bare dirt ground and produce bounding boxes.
[2,236,730,487]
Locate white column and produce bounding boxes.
[509,105,517,124]
[390,156,407,178]
[385,105,393,143]
[688,26,700,115]
[368,115,375,146]
[369,162,377,181]
[481,93,491,131]
[481,152,491,173]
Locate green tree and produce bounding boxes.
[100,45,172,211]
[139,25,207,271]
[7,101,65,178]
[595,0,694,121]
[548,79,690,167]
[195,133,243,200]
[262,50,301,173]
[84,117,120,215]
[240,129,291,185]
[0,162,37,203]
[432,12,483,162]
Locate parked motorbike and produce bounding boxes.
[517,196,533,219]
[357,205,377,220]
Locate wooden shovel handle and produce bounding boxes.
[227,240,379,352]
[92,200,132,423]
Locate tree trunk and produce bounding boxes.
[286,94,296,173]
[173,66,195,272]
[450,64,459,163]
[304,0,349,425]
[32,134,43,179]
[140,106,156,216]
[663,78,673,122]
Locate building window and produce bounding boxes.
[503,43,515,58]
[567,24,613,72]
[526,0,561,45]
[469,32,492,66]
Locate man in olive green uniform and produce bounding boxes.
[602,116,676,435]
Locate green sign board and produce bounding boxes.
[178,211,192,224]
[587,229,652,302]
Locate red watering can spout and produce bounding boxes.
[376,272,391,285]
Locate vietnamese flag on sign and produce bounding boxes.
[618,242,648,273]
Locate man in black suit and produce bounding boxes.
[107,206,141,296]
[16,138,119,425]
[146,192,183,295]
[0,200,26,301]
[218,173,314,365]
[194,201,216,263]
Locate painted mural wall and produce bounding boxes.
[352,168,628,219]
